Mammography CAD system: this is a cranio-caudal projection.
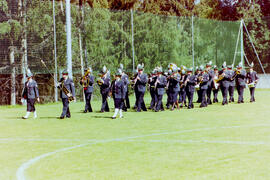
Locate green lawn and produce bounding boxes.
[1,89,270,180]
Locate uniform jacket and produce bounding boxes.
[207,69,215,87]
[246,71,259,87]
[236,70,247,87]
[156,75,167,95]
[59,78,76,99]
[22,80,39,99]
[219,70,231,88]
[228,70,236,86]
[168,74,181,92]
[185,74,197,93]
[99,76,111,94]
[80,75,95,93]
[110,79,125,99]
[135,73,148,93]
[148,76,157,91]
[200,73,210,90]
[121,73,129,93]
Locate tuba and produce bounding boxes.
[61,81,75,102]
[81,69,90,88]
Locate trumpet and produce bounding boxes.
[97,77,104,86]
[215,73,225,83]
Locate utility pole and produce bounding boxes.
[66,0,73,79]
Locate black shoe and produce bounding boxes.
[237,101,241,104]
[188,106,192,109]
[83,110,87,113]
[136,110,141,112]
[191,104,194,108]
[229,100,231,103]
[232,98,234,102]
[161,109,165,111]
[180,104,183,108]
[142,109,147,112]
[60,116,65,119]
[100,110,104,113]
[241,101,244,103]
[155,109,159,112]
[112,117,116,119]
[66,116,71,118]
[89,109,93,112]
[222,102,226,105]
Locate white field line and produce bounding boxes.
[16,123,270,180]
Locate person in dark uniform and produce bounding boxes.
[148,69,157,110]
[195,66,203,103]
[212,66,220,103]
[22,69,40,119]
[219,62,230,105]
[110,69,125,119]
[58,70,76,119]
[80,67,95,113]
[119,64,130,111]
[134,64,148,112]
[235,62,246,103]
[165,69,172,109]
[199,68,210,108]
[185,68,197,109]
[97,66,111,112]
[179,69,187,108]
[154,67,167,112]
[246,62,259,102]
[206,61,214,105]
[168,66,181,110]
[227,65,235,103]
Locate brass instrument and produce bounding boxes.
[97,77,104,86]
[231,70,240,81]
[60,81,75,102]
[216,73,225,83]
[81,69,90,88]
[213,73,220,90]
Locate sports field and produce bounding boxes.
[1,90,270,180]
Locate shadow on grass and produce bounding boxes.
[92,115,112,119]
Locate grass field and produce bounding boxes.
[1,89,270,180]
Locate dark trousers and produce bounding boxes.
[149,88,157,109]
[206,86,212,104]
[186,91,194,108]
[84,92,92,112]
[166,91,171,108]
[228,86,235,102]
[125,90,130,109]
[179,90,186,105]
[137,91,147,111]
[27,98,36,112]
[213,89,219,103]
[197,90,202,103]
[155,94,164,111]
[200,89,207,107]
[249,87,255,101]
[221,86,229,104]
[114,98,123,109]
[237,86,245,103]
[101,92,109,112]
[61,98,70,117]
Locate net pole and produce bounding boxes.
[131,9,135,72]
[192,16,195,72]
[241,20,244,68]
[66,0,73,79]
[53,0,58,102]
[232,20,241,67]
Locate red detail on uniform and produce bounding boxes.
[84,87,87,90]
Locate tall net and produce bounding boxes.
[1,0,268,105]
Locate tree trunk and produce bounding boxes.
[10,46,16,105]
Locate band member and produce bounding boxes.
[185,68,197,109]
[235,62,246,103]
[179,69,187,108]
[168,66,180,110]
[120,64,130,111]
[148,69,158,110]
[195,66,203,103]
[212,66,219,103]
[155,67,167,112]
[227,65,235,103]
[219,62,230,105]
[134,64,148,112]
[80,67,95,113]
[22,69,40,119]
[110,69,125,119]
[58,70,76,119]
[199,68,210,108]
[206,61,214,105]
[97,66,111,112]
[166,69,172,109]
[246,62,259,102]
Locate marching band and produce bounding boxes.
[21,61,259,119]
